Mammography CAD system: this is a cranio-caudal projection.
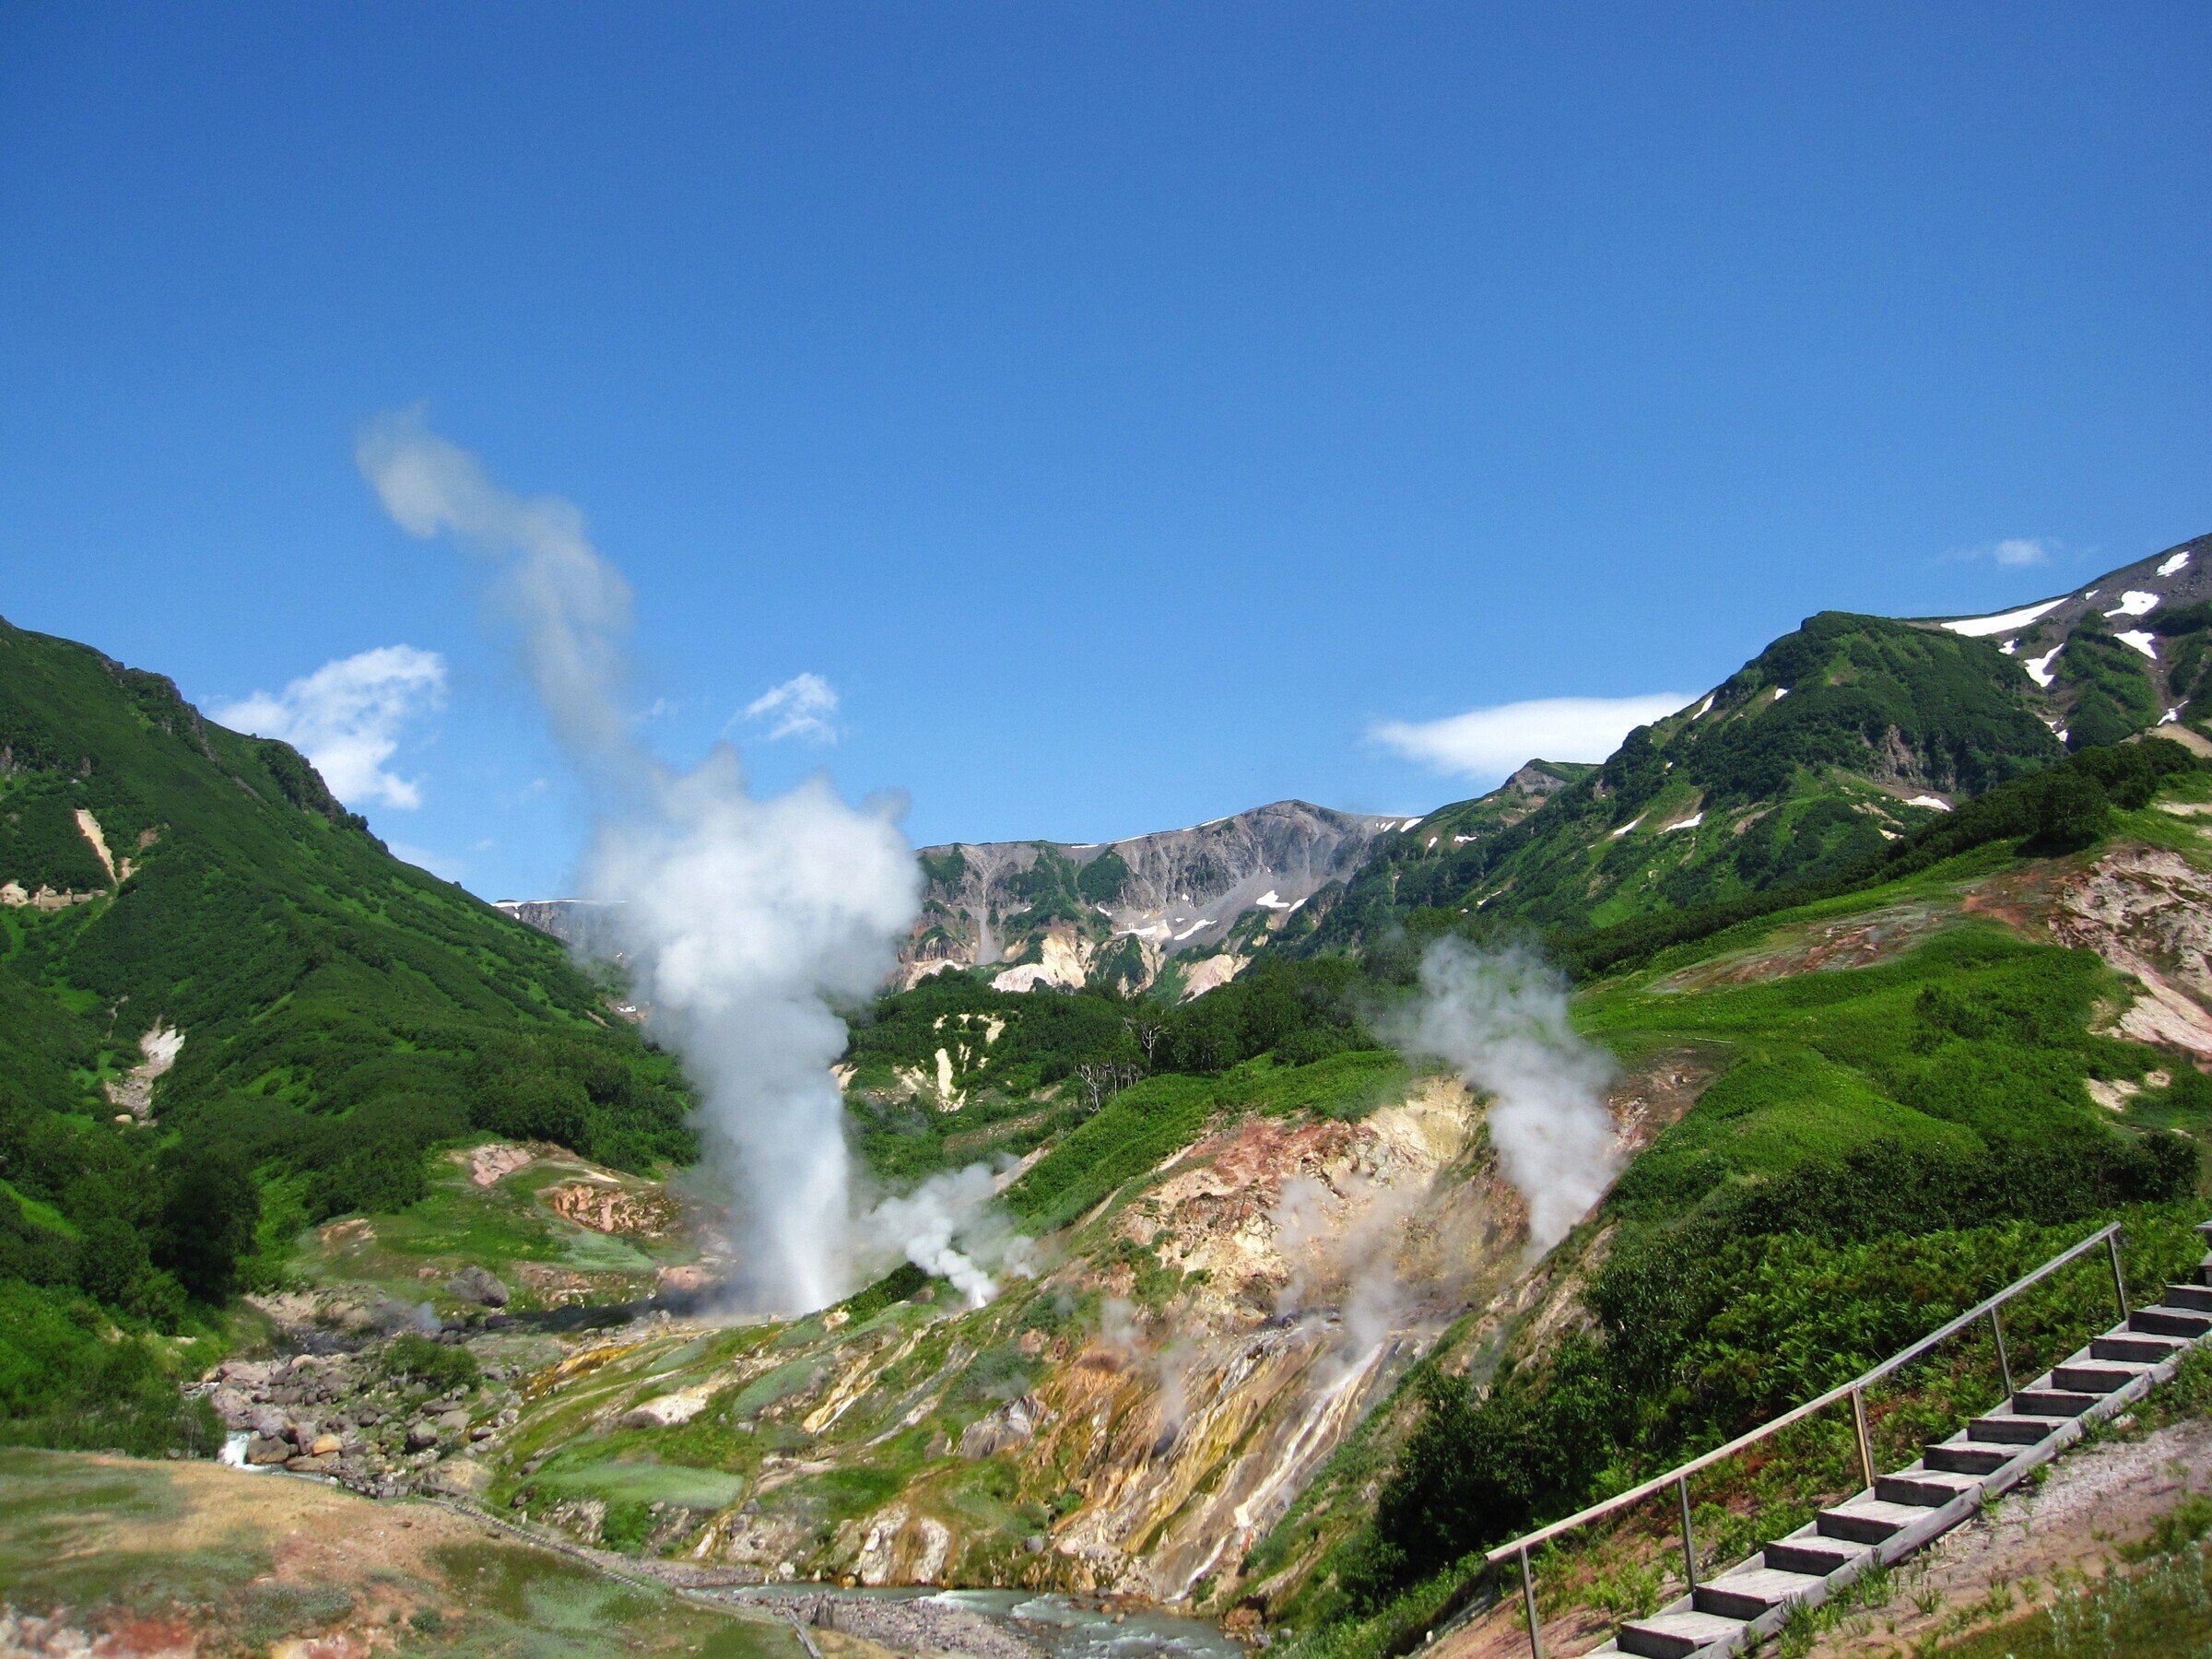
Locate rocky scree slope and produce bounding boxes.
[900,800,1414,997]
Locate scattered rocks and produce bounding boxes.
[771,1593,1042,1659]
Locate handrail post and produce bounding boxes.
[1518,1546,1544,1659]
[1676,1475,1698,1594]
[2108,1230,2130,1321]
[1850,1385,1875,1491]
[1990,1306,2014,1397]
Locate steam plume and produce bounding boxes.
[857,1164,1038,1310]
[359,411,919,1312]
[1387,938,1618,1256]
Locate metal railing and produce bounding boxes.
[1485,1221,2131,1658]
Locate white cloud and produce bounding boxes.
[1371,692,1694,781]
[741,673,840,743]
[1943,535,2058,568]
[214,645,446,809]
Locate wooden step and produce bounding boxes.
[2132,1306,2212,1338]
[1876,1468,1983,1508]
[1966,1413,2066,1445]
[2092,1333,2187,1364]
[1616,1608,1747,1658]
[1693,1565,1827,1621]
[2053,1360,2150,1394]
[2010,1388,2101,1417]
[1817,1498,1926,1545]
[1924,1441,2011,1476]
[2161,1283,2212,1313]
[1763,1535,1872,1577]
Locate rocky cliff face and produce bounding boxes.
[904,800,1415,996]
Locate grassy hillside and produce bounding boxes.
[0,617,693,1450]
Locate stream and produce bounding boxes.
[723,1583,1250,1659]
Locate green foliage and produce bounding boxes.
[1076,847,1131,904]
[1682,612,2061,806]
[382,1332,482,1393]
[1941,1539,2212,1657]
[155,1140,259,1301]
[1286,617,2108,957]
[2122,1495,2212,1563]
[844,956,1382,1192]
[0,1280,219,1456]
[835,1262,929,1324]
[1002,1075,1218,1229]
[918,847,968,888]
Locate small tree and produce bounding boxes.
[2031,769,2109,853]
[156,1141,261,1303]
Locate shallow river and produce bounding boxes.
[729,1583,1247,1659]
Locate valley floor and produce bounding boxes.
[0,1448,801,1658]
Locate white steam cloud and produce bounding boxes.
[1386,938,1619,1256]
[357,410,921,1312]
[215,644,446,810]
[858,1164,1039,1310]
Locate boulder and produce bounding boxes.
[406,1420,440,1452]
[311,1433,343,1456]
[436,1408,471,1437]
[208,1385,254,1428]
[284,1453,337,1475]
[445,1265,510,1307]
[244,1435,290,1465]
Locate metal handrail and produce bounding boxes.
[1481,1219,2132,1656]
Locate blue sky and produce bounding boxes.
[4,5,2210,898]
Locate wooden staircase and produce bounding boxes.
[1482,1219,2212,1659]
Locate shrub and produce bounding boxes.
[382,1332,480,1393]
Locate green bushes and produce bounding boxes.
[382,1332,481,1393]
[0,1279,218,1456]
[1002,1075,1218,1229]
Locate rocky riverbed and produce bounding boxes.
[195,1267,558,1499]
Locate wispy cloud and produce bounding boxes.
[740,673,840,744]
[1943,535,2058,568]
[1371,692,1694,781]
[214,644,447,809]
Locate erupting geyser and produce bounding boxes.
[359,411,921,1312]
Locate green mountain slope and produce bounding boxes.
[0,617,691,1446]
[1291,611,2063,951]
[1284,535,2212,963]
